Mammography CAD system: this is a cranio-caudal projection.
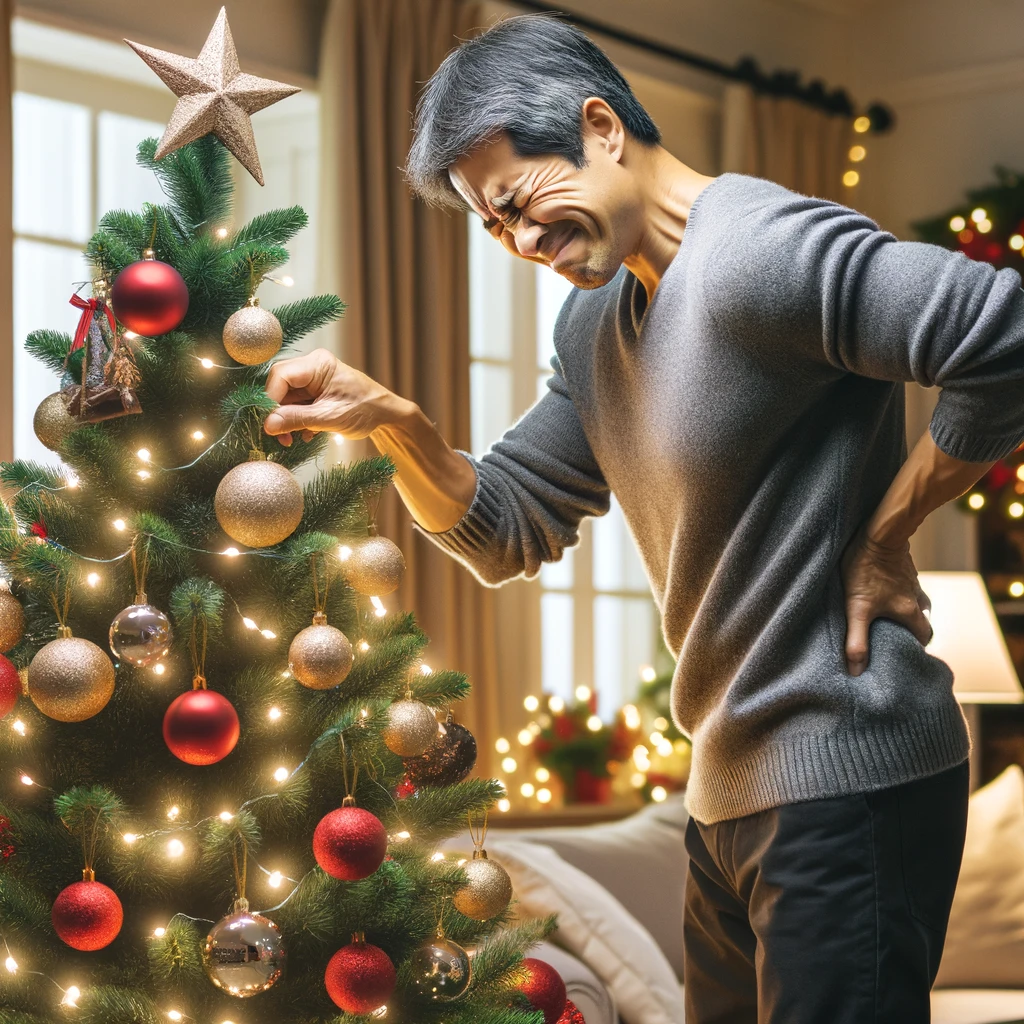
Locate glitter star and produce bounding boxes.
[125,7,300,186]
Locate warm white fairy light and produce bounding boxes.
[633,745,651,771]
[654,716,669,732]
[575,685,591,702]
[536,788,552,804]
[639,665,657,683]
[586,715,603,732]
[12,719,26,736]
[535,767,550,783]
[650,731,664,745]
[153,926,166,937]
[20,774,33,786]
[360,708,369,719]
[622,704,641,730]
[273,766,289,782]
[497,798,511,813]
[431,851,445,863]
[548,696,565,713]
[5,956,18,973]
[280,670,291,679]
[651,786,668,803]
[1010,581,1024,599]
[523,695,540,712]
[280,275,294,287]
[137,448,151,462]
[358,640,370,653]
[124,330,139,340]
[968,493,985,510]
[501,757,517,773]
[61,985,81,1007]
[260,629,277,640]
[137,470,151,480]
[153,663,166,676]
[167,838,185,858]
[520,782,535,798]
[167,805,180,821]
[332,433,344,446]
[657,739,674,757]
[215,226,229,239]
[370,596,386,617]
[631,772,646,789]
[517,729,533,746]
[113,518,127,531]
[971,207,988,224]
[219,811,234,823]
[243,618,257,630]
[168,1011,183,1021]
[420,664,433,675]
[268,706,282,721]
[86,572,101,587]
[338,544,353,561]
[950,215,967,232]
[201,358,215,369]
[395,830,411,841]
[1011,502,1024,519]
[267,871,283,888]
[223,547,240,557]
[65,473,80,489]
[191,429,205,441]
[495,737,511,754]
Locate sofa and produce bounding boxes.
[474,764,1024,1024]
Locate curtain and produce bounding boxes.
[0,2,12,463]
[318,0,502,771]
[721,82,852,202]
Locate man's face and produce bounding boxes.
[449,133,638,290]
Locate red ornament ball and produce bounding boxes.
[313,805,388,881]
[324,940,397,1013]
[163,689,240,765]
[0,653,20,719]
[52,880,123,951]
[518,958,568,1024]
[111,257,189,336]
[557,999,587,1024]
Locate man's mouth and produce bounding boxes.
[544,227,578,266]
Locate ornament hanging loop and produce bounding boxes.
[468,809,489,853]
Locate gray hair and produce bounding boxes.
[406,14,661,209]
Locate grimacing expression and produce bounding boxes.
[449,134,635,290]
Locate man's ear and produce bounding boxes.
[581,96,625,162]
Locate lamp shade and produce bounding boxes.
[920,571,1022,704]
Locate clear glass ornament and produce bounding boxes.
[203,899,286,998]
[109,595,172,667]
[410,934,472,1002]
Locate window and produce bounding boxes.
[469,219,660,720]
[10,18,322,465]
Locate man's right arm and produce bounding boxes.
[264,349,610,585]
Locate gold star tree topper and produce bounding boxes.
[125,7,299,186]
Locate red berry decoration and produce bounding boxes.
[0,653,20,719]
[0,814,16,860]
[52,879,123,951]
[163,688,240,765]
[111,253,189,336]
[313,803,388,880]
[325,939,397,1013]
[557,1000,587,1024]
[517,958,567,1024]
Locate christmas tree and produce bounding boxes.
[0,36,562,1024]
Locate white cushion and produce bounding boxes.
[935,765,1024,990]
[931,988,1024,1024]
[488,838,685,1024]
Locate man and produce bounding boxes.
[264,16,1024,1023]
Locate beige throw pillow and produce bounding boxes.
[934,764,1024,989]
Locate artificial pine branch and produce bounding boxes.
[23,330,73,376]
[274,294,347,345]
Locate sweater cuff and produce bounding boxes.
[929,419,1024,464]
[421,452,504,559]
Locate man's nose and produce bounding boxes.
[513,218,546,258]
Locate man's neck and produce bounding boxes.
[623,147,716,301]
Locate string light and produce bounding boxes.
[495,737,511,754]
[535,767,550,783]
[358,640,370,653]
[61,985,81,1007]
[575,685,591,702]
[137,449,151,462]
[87,572,101,587]
[639,665,657,683]
[501,757,517,773]
[651,786,668,803]
[64,473,80,489]
[20,774,33,786]
[268,871,283,888]
[523,695,540,712]
[548,696,564,713]
[842,170,860,188]
[1010,581,1024,598]
[431,851,445,863]
[967,493,985,510]
[123,833,138,844]
[268,706,282,721]
[420,664,433,675]
[370,596,386,617]
[654,716,669,731]
[332,433,344,446]
[977,218,993,234]
[168,1011,183,1021]
[1012,235,1024,251]
[280,275,294,287]
[167,838,185,858]
[273,767,289,782]
[137,470,151,480]
[853,115,871,133]
[200,358,215,369]
[623,704,642,730]
[11,719,26,736]
[223,547,240,557]
[113,519,127,531]
[4,956,17,973]
[497,798,511,813]
[517,729,533,746]
[191,429,205,441]
[167,806,180,820]
[971,208,988,224]
[536,788,552,804]
[631,772,646,788]
[520,782,535,798]
[260,629,276,640]
[153,926,166,937]
[949,215,966,232]
[848,144,867,162]
[215,227,229,239]
[395,830,411,841]
[219,811,234,823]
[338,545,352,561]
[153,663,166,676]
[1010,502,1024,519]
[586,715,603,732]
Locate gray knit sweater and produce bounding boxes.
[429,173,1024,824]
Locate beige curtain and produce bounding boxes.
[721,82,852,201]
[318,0,502,772]
[0,2,12,463]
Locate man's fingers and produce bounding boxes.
[845,604,871,677]
[265,349,332,403]
[264,404,327,437]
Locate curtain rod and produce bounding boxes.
[502,0,894,132]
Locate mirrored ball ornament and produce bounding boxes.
[109,597,172,667]
[203,900,286,998]
[410,935,472,1002]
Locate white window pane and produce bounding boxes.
[541,592,574,702]
[593,595,657,720]
[97,112,167,220]
[469,215,513,361]
[14,240,92,463]
[470,362,512,456]
[14,93,91,242]
[540,546,574,590]
[593,494,649,592]
[535,264,573,370]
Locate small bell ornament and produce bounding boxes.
[344,535,406,596]
[215,452,304,549]
[203,897,286,997]
[383,695,439,757]
[289,612,352,690]
[410,928,472,1002]
[28,626,116,723]
[109,593,172,668]
[223,297,283,365]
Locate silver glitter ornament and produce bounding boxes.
[288,613,353,689]
[453,849,513,921]
[382,698,439,757]
[33,392,79,451]
[223,299,283,365]
[410,934,472,1002]
[215,456,304,548]
[203,898,286,998]
[345,536,406,596]
[109,595,172,667]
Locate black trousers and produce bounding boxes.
[683,761,970,1024]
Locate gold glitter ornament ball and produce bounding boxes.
[33,393,79,452]
[288,615,353,690]
[28,636,115,722]
[383,698,439,757]
[345,537,406,596]
[215,459,304,548]
[222,302,283,365]
[0,589,25,653]
[453,851,514,921]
